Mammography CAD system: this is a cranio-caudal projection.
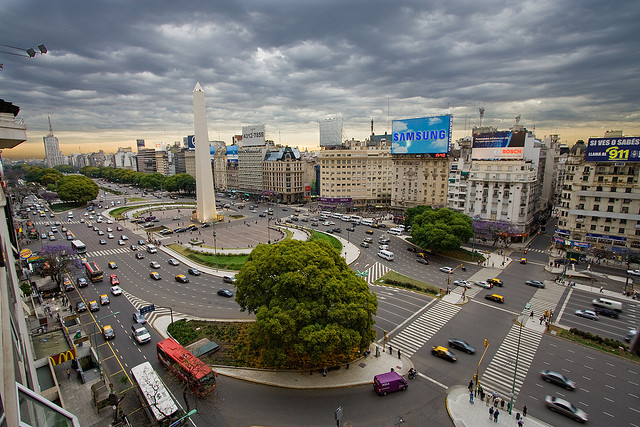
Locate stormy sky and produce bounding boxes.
[2,0,639,158]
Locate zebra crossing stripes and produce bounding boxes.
[366,262,390,284]
[524,283,566,320]
[87,247,130,258]
[387,302,461,357]
[122,290,180,325]
[479,324,543,400]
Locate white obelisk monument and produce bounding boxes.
[193,82,217,222]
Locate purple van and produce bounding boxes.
[373,371,408,395]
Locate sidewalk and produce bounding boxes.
[447,386,551,427]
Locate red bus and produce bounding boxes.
[156,338,216,397]
[83,260,103,282]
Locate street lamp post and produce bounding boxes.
[509,307,528,415]
[169,409,197,427]
[213,231,217,271]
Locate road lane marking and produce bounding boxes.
[578,388,589,393]
[605,384,615,389]
[584,365,593,370]
[606,372,616,378]
[630,407,640,414]
[418,372,447,389]
[603,411,615,417]
[582,376,591,381]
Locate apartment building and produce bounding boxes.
[263,146,305,203]
[318,139,392,211]
[556,134,640,255]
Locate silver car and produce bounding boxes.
[544,395,588,423]
[575,309,598,320]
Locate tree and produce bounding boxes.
[38,169,63,186]
[472,218,520,247]
[404,205,431,228]
[235,240,377,368]
[53,164,75,173]
[57,175,99,204]
[79,165,100,178]
[139,173,165,190]
[174,173,195,194]
[37,244,81,285]
[411,207,474,252]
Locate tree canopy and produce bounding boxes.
[57,175,99,204]
[404,205,431,228]
[235,239,378,368]
[410,207,474,252]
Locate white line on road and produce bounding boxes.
[630,407,640,414]
[417,372,447,389]
[603,411,615,417]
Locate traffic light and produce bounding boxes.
[484,339,489,347]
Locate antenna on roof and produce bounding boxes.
[47,115,53,136]
[478,107,485,127]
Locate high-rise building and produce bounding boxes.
[136,148,156,173]
[42,116,65,167]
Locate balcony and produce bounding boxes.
[0,112,27,149]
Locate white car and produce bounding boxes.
[439,267,453,273]
[627,269,640,276]
[453,280,472,289]
[118,239,125,245]
[473,280,492,289]
[323,221,331,226]
[107,227,113,232]
[110,286,122,295]
[107,219,113,224]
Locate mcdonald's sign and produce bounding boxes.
[49,347,77,366]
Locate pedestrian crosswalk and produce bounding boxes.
[386,302,461,357]
[523,283,566,325]
[479,324,543,401]
[70,247,131,260]
[122,290,183,325]
[365,262,390,284]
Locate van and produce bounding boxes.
[373,371,408,395]
[377,250,394,261]
[388,228,402,235]
[591,298,622,312]
[361,219,374,226]
[146,245,158,254]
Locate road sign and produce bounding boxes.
[139,304,155,315]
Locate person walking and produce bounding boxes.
[489,407,494,419]
[469,392,474,404]
[523,405,527,417]
[66,368,71,380]
[493,409,499,422]
[468,380,474,392]
[600,286,604,293]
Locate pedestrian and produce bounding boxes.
[518,419,524,427]
[486,394,490,406]
[389,345,392,355]
[66,368,71,379]
[493,409,499,422]
[530,311,534,319]
[494,399,498,408]
[500,398,505,409]
[489,407,494,419]
[600,286,604,293]
[469,392,474,404]
[523,405,527,417]
[468,380,473,392]
[397,349,401,359]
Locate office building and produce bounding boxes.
[42,116,66,167]
[263,146,304,203]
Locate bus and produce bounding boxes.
[71,239,86,254]
[157,338,216,397]
[83,260,103,282]
[130,362,181,426]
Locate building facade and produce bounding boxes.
[238,145,269,196]
[43,134,65,168]
[136,148,157,173]
[262,146,304,203]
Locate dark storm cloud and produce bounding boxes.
[1,0,639,153]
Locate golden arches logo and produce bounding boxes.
[49,348,77,366]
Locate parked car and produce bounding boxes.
[447,338,475,354]
[544,396,588,423]
[525,280,545,288]
[540,370,576,390]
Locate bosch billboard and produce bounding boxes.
[586,137,640,162]
[391,115,451,156]
[472,130,526,160]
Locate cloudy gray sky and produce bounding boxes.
[2,0,639,158]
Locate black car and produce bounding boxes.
[594,306,619,319]
[447,338,475,354]
[525,280,545,288]
[346,227,355,232]
[406,247,417,252]
[76,301,87,312]
[217,288,234,298]
[416,258,429,265]
[333,228,341,233]
[187,268,201,276]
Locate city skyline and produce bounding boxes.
[2,0,639,159]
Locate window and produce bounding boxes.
[619,228,626,234]
[604,226,611,232]
[593,205,599,211]
[608,206,614,212]
[590,225,597,231]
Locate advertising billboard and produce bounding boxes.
[186,135,195,151]
[586,137,640,162]
[136,139,145,148]
[391,115,451,155]
[472,130,526,160]
[241,124,266,147]
[226,145,238,163]
[319,118,343,147]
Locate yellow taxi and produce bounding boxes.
[485,294,505,304]
[102,325,115,340]
[100,294,110,305]
[431,346,457,362]
[520,258,527,264]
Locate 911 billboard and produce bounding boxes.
[586,137,640,162]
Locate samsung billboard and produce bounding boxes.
[241,124,266,147]
[586,137,640,162]
[391,115,451,155]
[472,130,526,160]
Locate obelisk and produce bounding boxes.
[193,82,217,223]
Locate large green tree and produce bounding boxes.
[57,175,99,204]
[411,207,474,252]
[235,240,378,368]
[404,205,431,228]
